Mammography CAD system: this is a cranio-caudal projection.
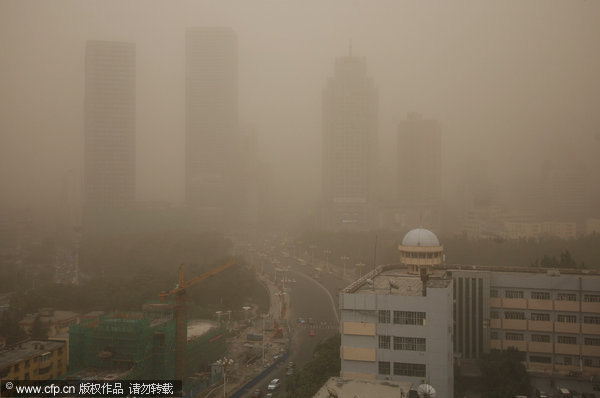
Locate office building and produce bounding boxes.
[83,40,136,225]
[185,27,239,228]
[322,52,378,230]
[444,264,600,378]
[397,113,442,232]
[339,229,453,398]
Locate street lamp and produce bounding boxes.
[324,249,332,273]
[215,357,234,398]
[309,245,317,266]
[340,256,350,279]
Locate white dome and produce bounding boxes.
[402,228,440,247]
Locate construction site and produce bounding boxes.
[66,304,227,384]
[64,261,238,396]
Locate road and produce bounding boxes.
[234,251,346,397]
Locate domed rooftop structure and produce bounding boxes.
[402,228,440,247]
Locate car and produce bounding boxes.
[267,379,280,391]
[286,367,294,376]
[310,329,315,336]
[251,388,262,397]
[265,394,273,398]
[287,361,295,369]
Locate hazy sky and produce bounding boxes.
[1,1,599,213]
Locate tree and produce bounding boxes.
[479,347,530,398]
[284,334,341,398]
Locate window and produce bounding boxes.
[393,336,426,351]
[13,364,19,372]
[584,294,600,303]
[24,372,29,380]
[531,291,550,300]
[531,334,550,343]
[491,331,499,340]
[557,314,577,323]
[491,311,499,319]
[378,361,391,375]
[58,348,63,355]
[557,293,576,301]
[25,360,30,368]
[490,289,499,298]
[378,310,390,324]
[505,290,524,299]
[393,311,426,326]
[506,333,524,341]
[557,336,577,345]
[531,313,550,321]
[584,316,600,325]
[505,311,525,320]
[393,362,426,377]
[530,355,552,364]
[563,357,573,366]
[585,338,600,346]
[584,358,600,368]
[379,335,391,349]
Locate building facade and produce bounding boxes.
[444,265,600,378]
[340,229,454,398]
[185,27,240,228]
[83,40,136,227]
[322,53,378,230]
[397,113,442,232]
[0,340,68,381]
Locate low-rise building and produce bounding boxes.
[19,309,79,337]
[0,340,68,380]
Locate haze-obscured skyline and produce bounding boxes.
[1,1,599,227]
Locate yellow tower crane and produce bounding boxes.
[158,260,237,383]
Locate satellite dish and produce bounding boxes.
[389,280,399,289]
[366,278,373,285]
[417,383,436,398]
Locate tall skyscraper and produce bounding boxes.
[397,113,442,231]
[322,53,378,230]
[185,27,239,228]
[83,40,136,228]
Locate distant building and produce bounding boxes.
[83,40,136,230]
[586,218,600,235]
[19,309,79,338]
[0,340,68,381]
[185,27,240,229]
[321,51,378,230]
[396,113,442,232]
[339,229,453,398]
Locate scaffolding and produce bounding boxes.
[67,306,226,383]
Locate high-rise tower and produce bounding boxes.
[397,113,442,232]
[322,53,378,229]
[185,27,239,228]
[83,40,136,229]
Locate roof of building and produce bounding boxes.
[401,228,440,247]
[343,265,451,295]
[313,377,413,398]
[19,310,79,326]
[0,340,65,369]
